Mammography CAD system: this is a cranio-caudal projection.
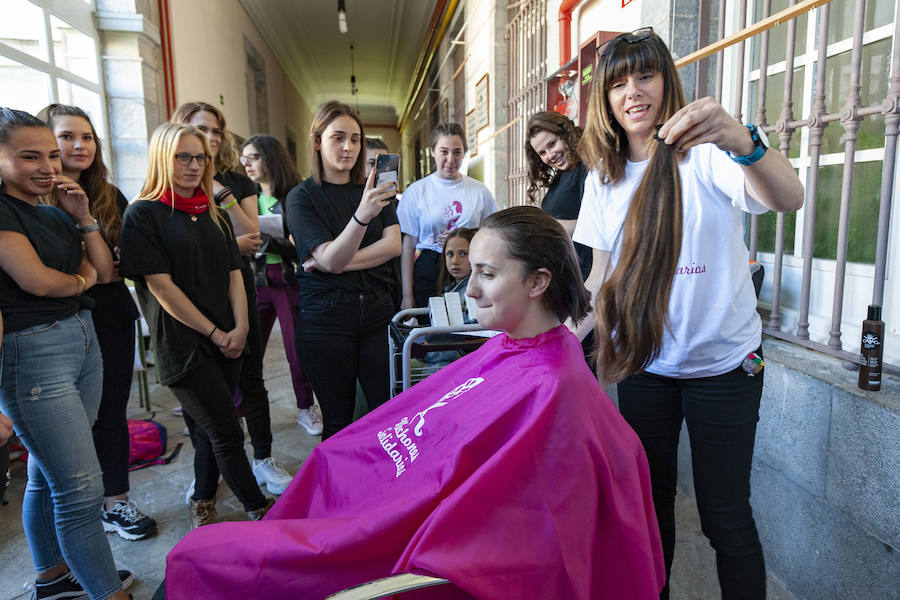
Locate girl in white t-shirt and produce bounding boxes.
[572,28,803,600]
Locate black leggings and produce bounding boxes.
[169,353,267,512]
[618,356,765,600]
[92,316,136,497]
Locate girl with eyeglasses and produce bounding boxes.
[0,107,131,600]
[239,135,320,436]
[171,103,294,500]
[37,103,157,542]
[119,123,273,529]
[572,28,803,599]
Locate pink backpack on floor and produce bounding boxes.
[128,419,182,471]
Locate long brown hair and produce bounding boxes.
[308,101,366,186]
[37,104,121,246]
[524,111,582,202]
[436,227,477,294]
[171,101,239,174]
[594,140,682,382]
[241,134,300,202]
[582,30,687,383]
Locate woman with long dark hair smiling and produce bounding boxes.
[573,28,803,599]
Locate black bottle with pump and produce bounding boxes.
[858,304,885,392]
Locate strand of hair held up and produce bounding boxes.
[594,139,683,383]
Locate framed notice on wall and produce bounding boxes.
[475,73,489,131]
[465,109,478,156]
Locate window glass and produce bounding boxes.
[812,161,882,263]
[0,55,50,114]
[58,80,104,138]
[50,15,98,83]
[827,0,894,44]
[747,66,804,158]
[822,38,891,153]
[751,0,808,70]
[756,169,798,255]
[0,0,47,62]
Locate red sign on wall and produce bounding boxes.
[622,0,634,6]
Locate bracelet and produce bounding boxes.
[352,214,369,227]
[73,273,86,295]
[75,219,99,234]
[221,198,238,210]
[207,325,218,339]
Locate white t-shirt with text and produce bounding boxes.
[573,143,769,378]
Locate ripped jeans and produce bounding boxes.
[0,311,122,600]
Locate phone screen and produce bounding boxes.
[375,153,400,187]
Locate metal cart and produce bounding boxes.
[388,308,490,396]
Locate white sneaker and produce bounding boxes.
[252,457,293,495]
[297,407,323,435]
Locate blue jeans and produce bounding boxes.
[0,311,122,600]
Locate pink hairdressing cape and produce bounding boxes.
[166,325,664,599]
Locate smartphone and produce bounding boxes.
[375,153,400,188]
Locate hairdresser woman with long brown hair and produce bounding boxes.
[572,29,803,600]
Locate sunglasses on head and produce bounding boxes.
[596,27,655,60]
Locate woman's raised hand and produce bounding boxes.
[657,96,755,156]
[355,166,396,225]
[53,175,91,222]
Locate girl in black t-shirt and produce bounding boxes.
[285,100,400,440]
[38,103,156,542]
[119,122,272,527]
[171,102,294,498]
[0,108,130,600]
[525,111,593,281]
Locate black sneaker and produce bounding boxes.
[31,569,134,599]
[102,499,157,541]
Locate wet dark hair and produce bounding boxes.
[525,111,582,202]
[242,134,300,202]
[479,206,590,324]
[429,122,467,152]
[0,107,47,144]
[436,227,477,294]
[0,107,51,195]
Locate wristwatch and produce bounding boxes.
[75,219,100,234]
[727,124,768,166]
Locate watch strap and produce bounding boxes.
[727,124,767,166]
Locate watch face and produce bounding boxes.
[750,125,769,150]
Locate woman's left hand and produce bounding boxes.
[302,255,326,273]
[0,412,13,446]
[217,326,247,359]
[53,175,92,221]
[657,96,756,156]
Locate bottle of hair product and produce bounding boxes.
[858,304,885,392]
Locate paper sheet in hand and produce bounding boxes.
[258,214,283,237]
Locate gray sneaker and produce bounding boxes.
[189,498,218,529]
[252,457,293,495]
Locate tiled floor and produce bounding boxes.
[0,327,796,600]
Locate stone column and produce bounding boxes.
[95,0,166,199]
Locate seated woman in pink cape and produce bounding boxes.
[165,206,665,599]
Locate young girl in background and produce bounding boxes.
[240,134,320,436]
[38,103,157,542]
